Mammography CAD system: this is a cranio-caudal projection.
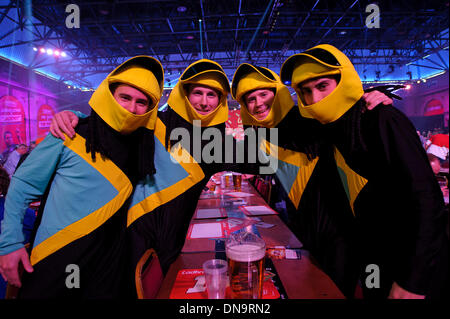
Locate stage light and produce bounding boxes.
[54,50,60,56]
[46,48,53,55]
[61,52,67,57]
[405,84,411,90]
[40,48,46,53]
[33,47,38,51]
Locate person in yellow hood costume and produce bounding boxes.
[281,44,448,299]
[0,56,164,298]
[231,63,392,298]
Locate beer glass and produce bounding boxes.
[226,232,266,299]
[233,173,242,191]
[224,174,231,187]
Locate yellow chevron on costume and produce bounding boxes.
[261,139,319,209]
[126,117,205,226]
[333,147,367,216]
[30,134,133,265]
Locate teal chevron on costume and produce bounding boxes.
[258,147,299,198]
[32,140,120,248]
[336,166,351,203]
[129,135,190,209]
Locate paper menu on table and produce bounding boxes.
[194,208,226,219]
[226,191,254,197]
[240,205,278,216]
[188,222,224,239]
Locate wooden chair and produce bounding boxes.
[135,249,164,299]
[256,177,272,204]
[262,180,272,204]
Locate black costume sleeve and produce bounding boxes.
[364,106,448,294]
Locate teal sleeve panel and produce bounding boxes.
[32,145,119,249]
[0,133,121,255]
[69,110,88,118]
[0,135,64,255]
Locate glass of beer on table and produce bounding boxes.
[226,232,266,299]
[233,173,242,191]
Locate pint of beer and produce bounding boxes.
[232,173,242,190]
[226,234,266,299]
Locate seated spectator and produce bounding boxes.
[3,144,28,177]
[1,131,17,166]
[417,131,426,148]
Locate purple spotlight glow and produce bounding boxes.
[61,52,67,57]
[40,48,46,53]
[46,48,53,55]
[54,50,60,56]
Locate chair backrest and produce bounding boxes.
[135,249,164,299]
[260,180,272,204]
[5,282,20,299]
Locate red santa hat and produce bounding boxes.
[426,134,449,160]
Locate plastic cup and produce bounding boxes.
[202,259,228,299]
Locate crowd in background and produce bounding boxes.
[0,140,41,299]
[0,140,38,178]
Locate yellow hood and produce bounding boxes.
[232,63,294,128]
[89,55,164,134]
[280,44,364,124]
[167,59,230,127]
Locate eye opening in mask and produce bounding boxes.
[109,82,156,110]
[113,58,164,89]
[231,64,276,98]
[181,61,225,80]
[302,48,341,66]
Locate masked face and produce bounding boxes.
[112,84,152,115]
[187,84,220,115]
[243,89,275,121]
[298,77,338,106]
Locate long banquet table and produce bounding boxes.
[156,174,344,299]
